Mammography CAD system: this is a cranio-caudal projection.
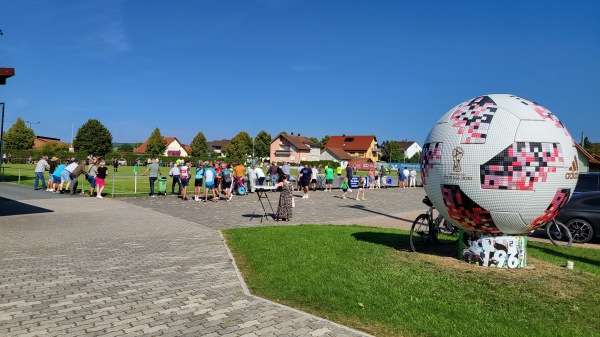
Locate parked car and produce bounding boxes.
[574,172,600,193]
[117,158,127,166]
[555,191,600,243]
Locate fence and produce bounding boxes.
[1,167,423,196]
[0,167,166,197]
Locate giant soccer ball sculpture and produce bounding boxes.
[421,94,578,264]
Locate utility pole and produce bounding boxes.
[26,121,40,129]
[1,28,16,176]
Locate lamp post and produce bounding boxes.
[0,102,5,176]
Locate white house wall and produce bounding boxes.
[405,143,422,159]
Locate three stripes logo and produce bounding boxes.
[565,156,579,179]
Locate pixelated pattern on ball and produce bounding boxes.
[480,142,563,190]
[525,188,571,232]
[441,184,501,234]
[450,96,497,144]
[420,142,443,186]
[509,95,571,137]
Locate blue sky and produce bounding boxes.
[1,0,599,145]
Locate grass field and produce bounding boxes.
[224,225,600,337]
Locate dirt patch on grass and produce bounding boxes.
[394,250,596,300]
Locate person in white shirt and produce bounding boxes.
[403,167,410,188]
[180,162,190,200]
[246,165,257,193]
[311,165,319,191]
[255,166,266,185]
[409,168,417,187]
[168,163,181,195]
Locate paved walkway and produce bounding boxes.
[0,183,428,337]
[0,183,582,336]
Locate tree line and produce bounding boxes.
[1,118,332,163]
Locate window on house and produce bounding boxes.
[344,137,355,142]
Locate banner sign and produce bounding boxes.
[349,176,360,188]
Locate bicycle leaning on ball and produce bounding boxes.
[409,196,460,253]
[543,219,573,247]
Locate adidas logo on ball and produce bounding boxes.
[565,156,579,179]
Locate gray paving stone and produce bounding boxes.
[1,183,431,336]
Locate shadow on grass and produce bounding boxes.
[0,174,33,183]
[352,231,458,258]
[0,197,54,216]
[529,243,600,267]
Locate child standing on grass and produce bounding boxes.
[356,176,366,201]
[341,177,349,199]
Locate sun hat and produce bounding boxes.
[51,156,58,161]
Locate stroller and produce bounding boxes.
[233,176,247,195]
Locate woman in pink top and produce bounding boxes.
[367,168,375,189]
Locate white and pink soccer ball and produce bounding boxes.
[421,94,578,235]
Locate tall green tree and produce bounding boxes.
[3,118,35,150]
[381,140,404,162]
[254,130,271,158]
[145,128,167,157]
[583,136,592,150]
[408,152,421,163]
[309,137,320,147]
[190,131,208,157]
[73,119,113,156]
[223,131,252,162]
[118,143,134,152]
[320,135,330,149]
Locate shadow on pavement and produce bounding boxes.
[0,197,54,216]
[339,204,415,223]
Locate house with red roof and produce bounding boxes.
[320,147,353,168]
[270,133,320,164]
[33,136,69,150]
[325,135,381,162]
[134,137,191,157]
[575,143,600,172]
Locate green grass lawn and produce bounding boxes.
[224,225,600,337]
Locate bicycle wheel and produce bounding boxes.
[434,219,460,246]
[410,214,431,253]
[546,220,573,247]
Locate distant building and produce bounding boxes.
[575,143,600,172]
[33,136,69,150]
[348,157,375,171]
[207,139,231,156]
[397,140,422,161]
[134,137,190,157]
[270,133,320,164]
[325,135,381,161]
[320,147,353,169]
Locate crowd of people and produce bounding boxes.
[30,155,108,198]
[29,155,419,221]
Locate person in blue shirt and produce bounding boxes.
[203,163,218,202]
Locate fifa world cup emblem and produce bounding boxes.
[452,147,464,172]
